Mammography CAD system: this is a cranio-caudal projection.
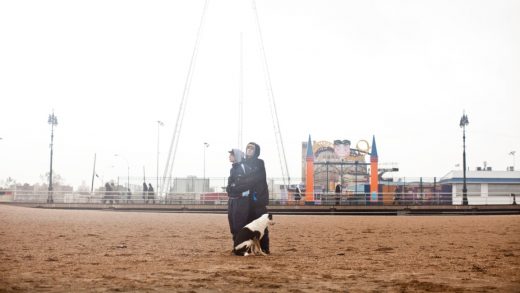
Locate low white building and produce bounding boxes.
[439,170,520,205]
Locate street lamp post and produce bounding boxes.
[203,142,209,192]
[47,111,58,203]
[156,120,164,196]
[460,112,469,205]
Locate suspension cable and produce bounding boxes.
[161,0,210,196]
[251,0,291,187]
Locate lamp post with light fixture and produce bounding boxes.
[47,112,58,203]
[460,112,469,205]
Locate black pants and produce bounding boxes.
[228,196,250,242]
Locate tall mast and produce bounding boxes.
[252,0,291,186]
[238,32,244,149]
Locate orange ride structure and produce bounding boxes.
[369,135,379,202]
[305,135,315,202]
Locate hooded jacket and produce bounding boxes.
[231,142,269,207]
[226,149,246,198]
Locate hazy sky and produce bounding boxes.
[1,0,519,189]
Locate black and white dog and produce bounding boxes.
[233,213,273,256]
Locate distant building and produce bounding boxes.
[439,170,520,205]
[168,176,210,193]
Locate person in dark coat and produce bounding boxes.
[104,182,112,204]
[226,148,250,245]
[230,142,270,254]
[335,183,341,205]
[143,182,148,204]
[148,183,155,204]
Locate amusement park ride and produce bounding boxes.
[303,135,398,204]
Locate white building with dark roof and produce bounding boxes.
[439,170,520,205]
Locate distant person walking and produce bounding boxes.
[335,183,341,205]
[148,183,155,204]
[104,182,112,204]
[143,182,148,204]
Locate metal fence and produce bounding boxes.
[1,189,518,206]
[1,175,519,205]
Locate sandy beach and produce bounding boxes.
[0,204,519,292]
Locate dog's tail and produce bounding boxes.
[233,240,253,256]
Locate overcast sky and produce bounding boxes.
[1,0,519,189]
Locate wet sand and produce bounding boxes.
[0,204,519,292]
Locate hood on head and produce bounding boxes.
[247,142,260,158]
[229,148,244,163]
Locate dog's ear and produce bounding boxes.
[268,213,273,220]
